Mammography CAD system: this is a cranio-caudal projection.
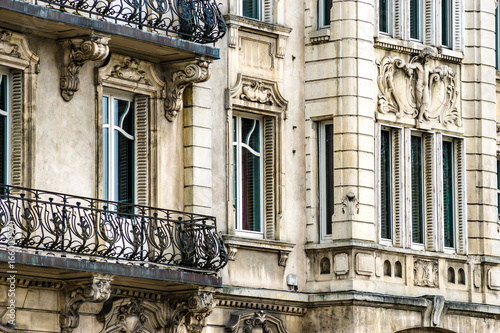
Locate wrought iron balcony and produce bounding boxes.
[33,0,226,44]
[0,185,228,274]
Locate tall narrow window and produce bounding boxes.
[441,0,452,47]
[443,139,454,248]
[410,0,420,40]
[0,72,8,185]
[379,0,390,34]
[103,94,135,207]
[319,0,333,28]
[233,115,263,234]
[411,135,424,244]
[243,0,260,20]
[497,5,500,69]
[497,159,500,220]
[380,129,392,240]
[319,122,334,237]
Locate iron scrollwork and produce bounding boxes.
[0,184,228,273]
[35,0,226,44]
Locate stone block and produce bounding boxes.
[184,146,212,168]
[334,253,349,275]
[356,252,374,276]
[488,267,500,290]
[184,126,212,148]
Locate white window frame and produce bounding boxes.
[233,113,265,239]
[240,0,273,23]
[439,0,453,48]
[318,0,333,29]
[409,0,424,42]
[439,135,457,253]
[378,0,393,36]
[319,120,333,241]
[102,90,136,205]
[0,68,10,186]
[496,4,500,70]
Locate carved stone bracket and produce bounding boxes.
[59,34,110,101]
[60,274,114,333]
[376,47,461,128]
[422,295,446,327]
[225,310,289,333]
[341,192,359,219]
[163,58,212,121]
[170,290,215,333]
[414,258,439,288]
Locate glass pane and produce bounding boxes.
[103,127,109,201]
[380,130,392,240]
[242,118,260,153]
[443,140,454,247]
[379,0,389,33]
[241,145,261,232]
[103,96,109,125]
[325,123,334,235]
[0,74,6,112]
[323,0,332,27]
[410,0,419,40]
[116,129,134,208]
[442,0,451,46]
[0,113,6,185]
[411,135,423,244]
[243,0,259,19]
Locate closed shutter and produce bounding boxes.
[424,0,434,44]
[455,139,466,254]
[392,129,403,247]
[11,70,22,188]
[263,0,273,23]
[135,95,149,207]
[394,0,402,38]
[263,117,275,239]
[453,0,462,51]
[423,133,435,251]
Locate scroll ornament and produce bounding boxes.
[376,48,461,127]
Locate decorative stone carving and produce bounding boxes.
[228,245,238,260]
[59,34,110,101]
[163,58,212,121]
[228,24,239,48]
[376,48,461,128]
[97,298,168,333]
[356,253,374,276]
[241,80,273,104]
[110,57,151,85]
[60,274,114,333]
[334,253,349,275]
[341,192,359,219]
[414,258,439,288]
[423,295,446,327]
[0,30,20,57]
[0,29,39,72]
[225,310,289,333]
[171,290,215,333]
[278,251,289,267]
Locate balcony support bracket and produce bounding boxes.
[170,289,215,333]
[59,34,110,101]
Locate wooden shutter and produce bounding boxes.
[392,129,403,247]
[394,0,402,38]
[11,70,22,188]
[135,95,149,206]
[424,0,434,44]
[424,133,435,251]
[455,139,466,254]
[263,0,273,23]
[263,117,275,239]
[453,0,462,51]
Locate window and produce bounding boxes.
[496,5,500,69]
[0,71,9,186]
[377,126,465,253]
[103,93,135,206]
[241,0,273,23]
[319,0,333,28]
[233,115,263,235]
[379,0,391,35]
[409,0,421,40]
[319,121,333,238]
[497,159,500,220]
[441,0,452,47]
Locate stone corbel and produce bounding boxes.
[170,289,215,333]
[60,273,113,333]
[163,58,212,121]
[59,34,110,101]
[422,295,446,327]
[341,192,359,219]
[228,24,239,48]
[276,35,287,59]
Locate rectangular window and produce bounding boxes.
[233,115,263,235]
[441,0,452,47]
[319,0,333,28]
[243,0,260,20]
[319,122,334,237]
[0,72,8,186]
[380,129,392,240]
[103,94,135,207]
[379,0,391,34]
[410,0,421,40]
[411,135,424,244]
[497,159,500,221]
[442,139,454,248]
[497,5,500,69]
[242,0,273,23]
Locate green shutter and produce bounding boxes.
[411,135,424,244]
[424,133,435,251]
[11,70,22,188]
[264,117,275,239]
[443,140,454,248]
[135,95,149,206]
[381,129,392,240]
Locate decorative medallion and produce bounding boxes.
[414,258,439,288]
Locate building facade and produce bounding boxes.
[0,0,499,332]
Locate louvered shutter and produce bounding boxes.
[11,70,22,188]
[423,133,435,251]
[394,0,402,38]
[455,139,466,254]
[135,95,149,206]
[263,0,273,23]
[263,117,275,239]
[424,0,434,44]
[392,129,403,247]
[453,0,462,51]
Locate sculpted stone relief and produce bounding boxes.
[225,310,289,333]
[376,48,461,128]
[414,258,439,288]
[0,31,20,58]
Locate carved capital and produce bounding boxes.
[164,59,212,121]
[60,34,110,101]
[171,290,215,333]
[60,274,114,333]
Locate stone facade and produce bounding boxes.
[0,0,499,332]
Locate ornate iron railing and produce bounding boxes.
[33,0,226,44]
[0,185,227,273]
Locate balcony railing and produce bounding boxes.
[33,0,227,44]
[0,185,228,274]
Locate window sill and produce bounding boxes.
[309,28,330,44]
[374,36,463,64]
[222,234,295,267]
